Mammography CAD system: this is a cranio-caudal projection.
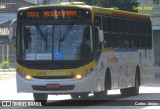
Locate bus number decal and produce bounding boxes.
[27,12,39,17]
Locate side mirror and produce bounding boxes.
[94,27,104,42]
[98,29,104,42]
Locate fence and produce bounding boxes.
[0,45,16,69]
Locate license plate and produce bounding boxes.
[46,84,60,89]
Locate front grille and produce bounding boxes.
[33,76,74,79]
[32,85,75,91]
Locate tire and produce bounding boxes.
[70,93,80,99]
[120,87,132,96]
[132,71,140,95]
[71,93,88,100]
[33,93,48,106]
[94,70,111,100]
[94,91,107,100]
[80,93,89,100]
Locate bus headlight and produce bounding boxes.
[75,74,82,80]
[17,70,32,81]
[75,68,93,80]
[25,75,32,80]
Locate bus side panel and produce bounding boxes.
[140,49,154,85]
[99,51,123,91]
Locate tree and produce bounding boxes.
[74,0,140,12]
[153,0,159,4]
[110,0,140,12]
[91,0,111,7]
[76,0,93,5]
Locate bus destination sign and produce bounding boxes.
[18,8,91,21]
[27,10,77,18]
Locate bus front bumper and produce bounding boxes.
[16,72,96,94]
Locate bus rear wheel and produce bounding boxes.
[132,71,140,95]
[33,93,48,105]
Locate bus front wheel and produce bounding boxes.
[70,93,88,100]
[33,93,48,105]
[94,69,111,100]
[70,93,80,99]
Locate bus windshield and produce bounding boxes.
[17,24,93,61]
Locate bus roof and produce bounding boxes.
[18,2,150,20]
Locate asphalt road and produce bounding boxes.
[0,68,160,109]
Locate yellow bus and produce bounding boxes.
[16,2,154,103]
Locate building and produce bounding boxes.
[0,0,35,12]
[0,0,35,69]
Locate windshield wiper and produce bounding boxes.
[60,25,73,42]
[58,24,73,51]
[58,29,62,51]
[35,25,47,41]
[35,25,48,50]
